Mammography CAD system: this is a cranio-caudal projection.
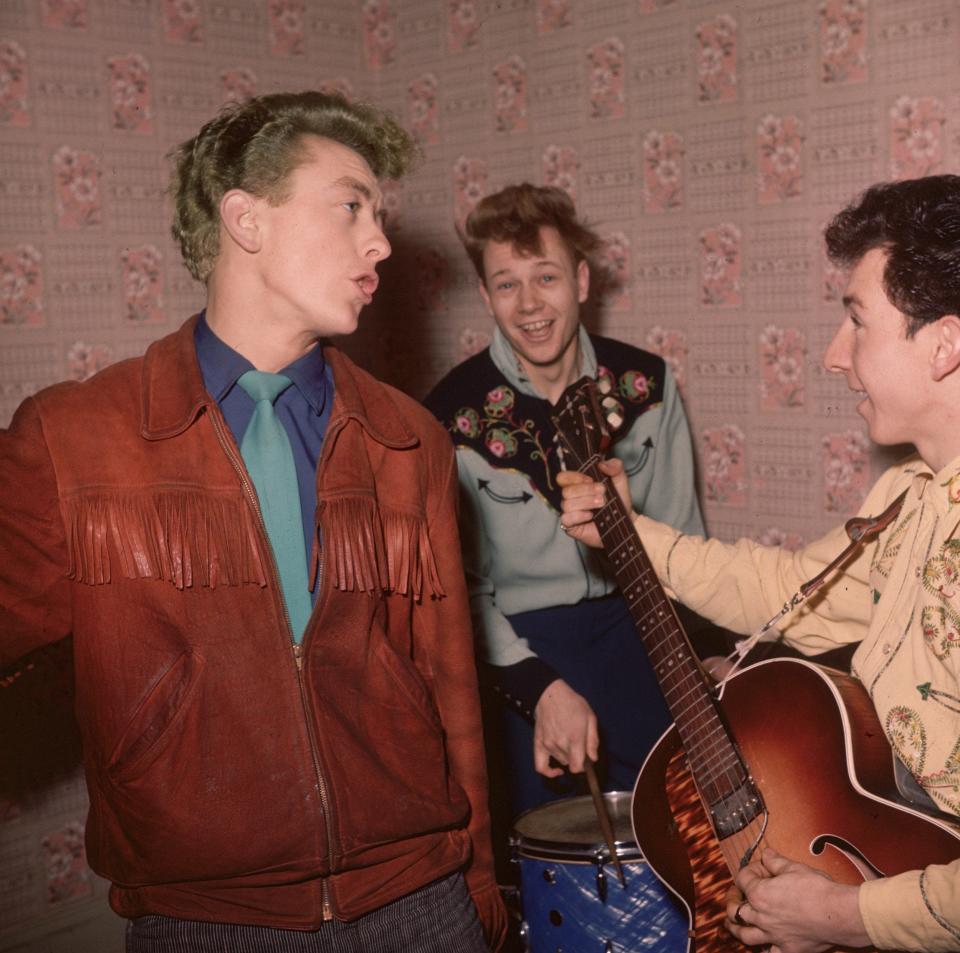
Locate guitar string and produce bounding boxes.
[593,472,752,809]
[595,479,769,874]
[555,395,764,870]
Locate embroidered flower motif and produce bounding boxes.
[920,605,960,660]
[919,738,960,815]
[486,427,518,458]
[484,386,515,418]
[449,384,553,487]
[944,473,960,507]
[619,369,652,402]
[455,407,480,438]
[923,539,960,599]
[870,507,914,579]
[885,705,926,773]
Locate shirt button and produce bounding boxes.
[882,643,892,654]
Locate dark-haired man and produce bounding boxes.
[0,91,505,952]
[560,175,960,950]
[425,183,706,814]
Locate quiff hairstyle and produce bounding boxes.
[825,174,960,337]
[462,183,603,281]
[170,90,418,282]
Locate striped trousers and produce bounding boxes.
[125,872,487,953]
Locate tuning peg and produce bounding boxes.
[597,377,612,394]
[601,396,618,410]
[606,410,623,430]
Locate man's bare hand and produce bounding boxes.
[557,458,634,549]
[725,848,869,953]
[533,679,599,777]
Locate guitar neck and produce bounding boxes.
[588,466,758,826]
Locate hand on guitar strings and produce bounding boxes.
[533,678,599,778]
[557,457,632,550]
[724,848,869,953]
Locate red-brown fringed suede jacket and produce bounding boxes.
[0,316,505,944]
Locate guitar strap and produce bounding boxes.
[716,488,908,685]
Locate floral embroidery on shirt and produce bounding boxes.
[870,506,916,580]
[919,539,960,659]
[454,407,480,438]
[920,605,960,660]
[453,385,553,485]
[430,338,667,512]
[620,368,655,401]
[886,705,926,773]
[924,539,960,598]
[595,363,659,405]
[485,427,518,457]
[918,736,960,814]
[942,471,960,508]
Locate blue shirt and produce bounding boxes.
[194,314,334,599]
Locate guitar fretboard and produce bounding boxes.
[589,464,760,828]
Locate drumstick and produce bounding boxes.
[584,759,626,887]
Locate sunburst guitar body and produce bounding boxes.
[632,657,960,952]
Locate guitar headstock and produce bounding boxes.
[551,376,621,473]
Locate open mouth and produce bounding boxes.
[518,318,554,339]
[355,274,379,302]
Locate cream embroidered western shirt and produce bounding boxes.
[634,454,960,951]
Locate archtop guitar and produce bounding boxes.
[552,376,960,952]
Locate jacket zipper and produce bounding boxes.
[209,408,335,921]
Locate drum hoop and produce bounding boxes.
[512,834,644,865]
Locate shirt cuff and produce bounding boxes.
[482,657,561,722]
[859,870,946,951]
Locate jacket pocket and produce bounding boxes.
[375,640,442,733]
[106,649,204,783]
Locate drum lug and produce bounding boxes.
[541,866,556,885]
[595,861,607,903]
[603,942,613,953]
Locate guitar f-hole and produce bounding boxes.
[809,834,884,881]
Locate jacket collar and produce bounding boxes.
[140,315,417,450]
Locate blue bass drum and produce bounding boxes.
[511,792,688,952]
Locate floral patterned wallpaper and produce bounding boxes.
[1,1,959,947]
[3,0,959,548]
[347,0,960,550]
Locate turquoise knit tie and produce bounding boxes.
[237,370,312,644]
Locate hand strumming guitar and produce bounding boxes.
[724,848,869,953]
